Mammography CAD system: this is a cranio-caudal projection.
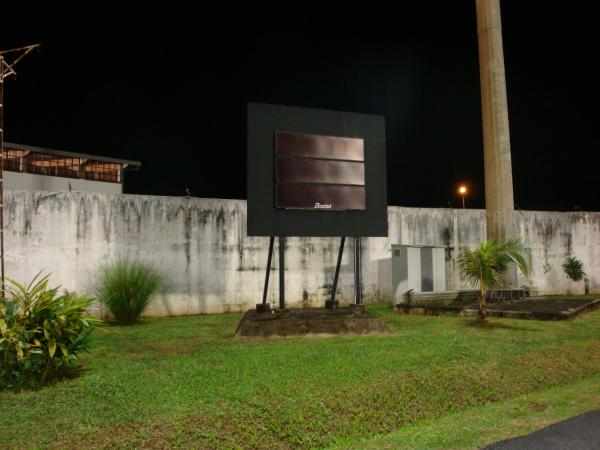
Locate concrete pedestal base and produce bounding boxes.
[396,297,600,321]
[255,303,271,313]
[235,307,389,338]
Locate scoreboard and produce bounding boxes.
[247,103,387,237]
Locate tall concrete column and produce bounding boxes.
[476,0,515,242]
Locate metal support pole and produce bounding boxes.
[279,236,285,310]
[262,236,274,304]
[0,44,41,300]
[354,236,362,305]
[0,57,5,298]
[330,237,345,303]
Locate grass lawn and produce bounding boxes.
[341,374,600,449]
[1,301,600,449]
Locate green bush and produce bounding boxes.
[95,258,164,324]
[0,273,96,389]
[562,256,585,282]
[562,256,586,294]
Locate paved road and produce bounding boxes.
[485,409,600,450]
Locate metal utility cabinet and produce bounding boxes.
[392,245,446,301]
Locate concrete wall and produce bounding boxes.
[5,191,599,317]
[4,171,122,194]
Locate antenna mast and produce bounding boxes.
[0,43,41,297]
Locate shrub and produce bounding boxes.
[95,258,164,324]
[562,256,585,282]
[0,273,96,389]
[562,256,585,294]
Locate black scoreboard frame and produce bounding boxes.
[247,102,388,237]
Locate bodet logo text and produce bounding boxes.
[314,202,332,209]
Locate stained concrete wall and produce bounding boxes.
[5,191,599,317]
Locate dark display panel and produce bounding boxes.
[275,158,365,186]
[275,131,364,161]
[247,103,387,237]
[275,131,366,210]
[276,184,366,210]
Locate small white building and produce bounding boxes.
[3,142,141,194]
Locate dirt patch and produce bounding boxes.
[522,399,551,413]
[235,307,390,338]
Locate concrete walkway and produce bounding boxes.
[485,409,600,449]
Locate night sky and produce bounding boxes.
[1,2,598,211]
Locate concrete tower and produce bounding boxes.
[476,0,515,242]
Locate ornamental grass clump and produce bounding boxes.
[0,273,97,390]
[95,258,164,324]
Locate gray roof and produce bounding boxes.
[4,142,141,169]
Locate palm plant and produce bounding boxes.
[456,238,530,321]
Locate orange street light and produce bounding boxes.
[458,185,467,209]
